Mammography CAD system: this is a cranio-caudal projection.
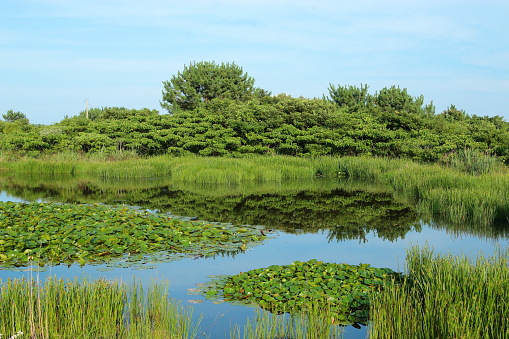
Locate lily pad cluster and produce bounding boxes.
[201,259,403,325]
[0,201,266,268]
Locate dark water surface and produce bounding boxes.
[1,178,508,338]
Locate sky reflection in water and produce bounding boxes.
[0,190,508,338]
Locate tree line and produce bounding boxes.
[1,61,508,163]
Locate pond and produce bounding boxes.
[1,175,508,338]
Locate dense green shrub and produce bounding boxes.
[2,87,509,162]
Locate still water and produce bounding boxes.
[1,178,508,338]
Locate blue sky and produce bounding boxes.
[1,0,508,125]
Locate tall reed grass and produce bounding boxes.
[2,154,509,228]
[386,163,509,227]
[231,303,344,339]
[441,148,500,175]
[335,156,411,182]
[0,154,415,183]
[1,155,342,183]
[0,277,200,339]
[369,246,509,339]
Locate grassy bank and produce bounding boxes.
[386,162,509,226]
[369,246,509,339]
[2,154,508,228]
[0,277,199,339]
[0,154,343,182]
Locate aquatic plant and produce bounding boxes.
[385,163,509,228]
[2,154,509,234]
[231,305,344,339]
[369,246,509,339]
[0,201,266,268]
[0,155,334,182]
[199,259,403,326]
[440,147,501,175]
[0,331,24,339]
[0,277,199,339]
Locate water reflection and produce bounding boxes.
[2,173,508,241]
[0,174,422,241]
[1,174,509,338]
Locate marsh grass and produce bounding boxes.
[150,155,340,183]
[0,155,340,183]
[388,165,509,227]
[0,154,411,183]
[441,148,501,175]
[2,154,509,229]
[369,246,509,339]
[335,156,410,182]
[231,303,344,339]
[0,277,200,339]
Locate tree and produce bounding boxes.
[439,104,468,121]
[373,86,432,115]
[327,83,371,111]
[161,61,266,113]
[3,110,27,122]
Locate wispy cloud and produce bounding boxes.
[2,0,508,122]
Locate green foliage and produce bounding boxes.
[1,81,508,162]
[77,106,160,121]
[98,107,160,120]
[373,86,429,114]
[440,148,500,175]
[232,304,344,339]
[73,132,115,153]
[0,201,266,268]
[161,61,267,113]
[76,107,103,120]
[439,104,468,120]
[370,246,509,339]
[0,277,200,339]
[327,84,435,116]
[201,259,403,326]
[327,83,370,111]
[2,110,27,122]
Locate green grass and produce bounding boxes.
[385,164,509,227]
[0,276,346,339]
[369,246,509,339]
[231,303,345,339]
[440,147,500,175]
[2,153,509,229]
[0,155,341,182]
[0,277,200,339]
[4,248,509,339]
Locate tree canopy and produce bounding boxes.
[160,61,268,113]
[3,110,27,122]
[1,61,508,164]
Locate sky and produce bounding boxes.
[1,0,508,125]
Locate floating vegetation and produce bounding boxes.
[198,259,403,326]
[4,154,509,235]
[0,201,267,269]
[0,173,420,242]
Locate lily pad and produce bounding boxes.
[0,201,268,269]
[197,259,403,325]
